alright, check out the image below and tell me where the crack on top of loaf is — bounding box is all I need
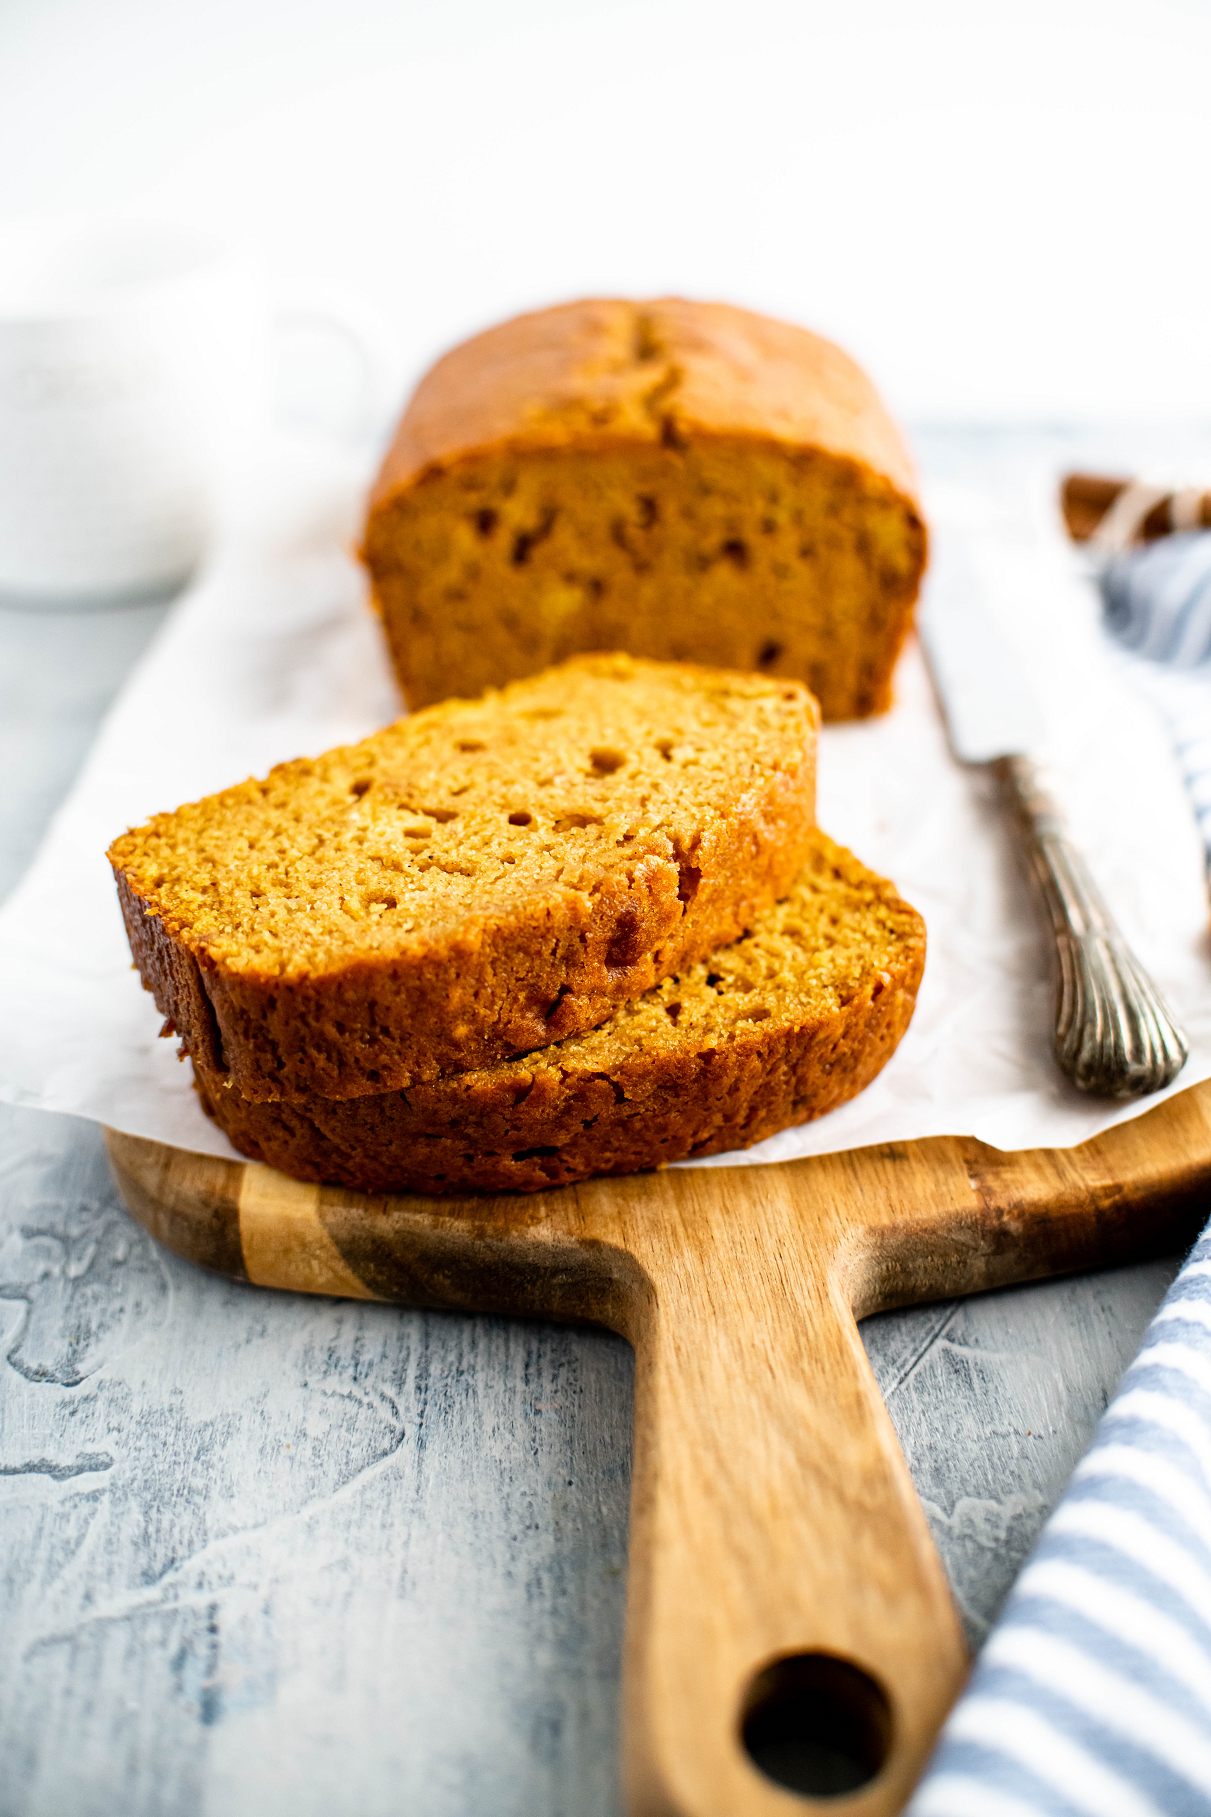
[632,310,663,363]
[625,319,685,443]
[642,363,683,423]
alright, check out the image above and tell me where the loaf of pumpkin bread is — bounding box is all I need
[109,655,818,1104]
[193,831,925,1195]
[362,298,927,721]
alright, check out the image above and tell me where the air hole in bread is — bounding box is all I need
[456,739,486,753]
[350,778,373,797]
[589,747,625,776]
[605,904,645,973]
[508,811,533,827]
[677,860,701,907]
[721,538,749,569]
[757,641,783,668]
[511,508,557,566]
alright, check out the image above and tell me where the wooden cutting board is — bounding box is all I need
[106,1082,1211,1817]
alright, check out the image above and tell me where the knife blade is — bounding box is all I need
[919,529,1188,1099]
[918,535,1044,763]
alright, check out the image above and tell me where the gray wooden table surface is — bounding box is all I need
[1,426,1206,1817]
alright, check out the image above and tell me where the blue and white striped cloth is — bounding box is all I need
[1103,534,1211,873]
[912,531,1211,1817]
[1103,533,1211,670]
[912,1234,1211,1815]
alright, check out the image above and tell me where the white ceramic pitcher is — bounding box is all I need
[0,217,395,607]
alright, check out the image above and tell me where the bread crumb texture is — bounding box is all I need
[194,831,925,1195]
[109,654,818,1102]
[363,298,927,720]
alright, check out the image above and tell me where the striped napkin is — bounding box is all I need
[911,532,1211,1817]
[1103,534,1211,881]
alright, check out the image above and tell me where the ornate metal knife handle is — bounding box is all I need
[996,755,1189,1097]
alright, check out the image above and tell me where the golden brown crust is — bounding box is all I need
[192,832,926,1195]
[370,297,920,507]
[115,868,225,1072]
[109,655,818,1103]
[362,298,926,721]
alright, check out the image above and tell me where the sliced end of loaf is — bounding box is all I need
[109,654,818,1101]
[366,439,924,720]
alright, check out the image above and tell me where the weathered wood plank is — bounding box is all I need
[0,1104,632,1817]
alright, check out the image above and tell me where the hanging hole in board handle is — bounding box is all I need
[741,1652,893,1799]
[272,294,402,445]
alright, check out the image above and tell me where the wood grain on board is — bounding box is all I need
[107,1077,1211,1817]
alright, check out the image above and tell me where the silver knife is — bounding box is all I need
[919,532,1188,1098]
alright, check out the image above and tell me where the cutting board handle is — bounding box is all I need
[619,1176,969,1817]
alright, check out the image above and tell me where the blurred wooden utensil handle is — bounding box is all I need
[1061,472,1211,545]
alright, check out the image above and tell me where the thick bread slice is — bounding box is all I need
[363,297,927,721]
[193,832,925,1194]
[110,654,817,1103]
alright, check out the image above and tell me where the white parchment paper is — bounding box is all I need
[2,434,1209,1166]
